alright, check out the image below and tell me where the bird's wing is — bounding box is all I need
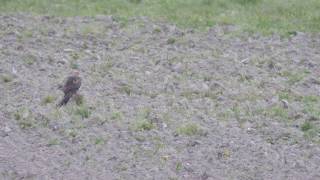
[63,76,81,94]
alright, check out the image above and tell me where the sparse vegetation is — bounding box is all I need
[25,54,37,65]
[1,74,13,83]
[301,121,312,132]
[47,138,60,146]
[303,95,320,120]
[167,38,176,44]
[132,108,154,131]
[119,84,132,95]
[94,137,105,145]
[267,105,290,121]
[74,94,85,106]
[175,162,182,172]
[111,111,123,121]
[281,71,306,85]
[42,95,55,105]
[133,119,154,131]
[98,61,114,76]
[13,108,37,129]
[74,105,91,119]
[176,123,203,136]
[80,23,105,36]
[66,128,77,138]
[70,52,80,60]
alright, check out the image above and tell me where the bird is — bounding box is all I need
[57,71,82,107]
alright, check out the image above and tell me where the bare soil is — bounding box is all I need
[0,14,320,180]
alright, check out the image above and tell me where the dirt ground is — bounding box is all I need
[0,14,320,180]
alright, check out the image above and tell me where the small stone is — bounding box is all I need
[162,123,167,128]
[172,62,183,73]
[57,59,67,65]
[201,83,210,91]
[0,131,8,137]
[281,99,289,109]
[4,126,11,133]
[63,48,74,52]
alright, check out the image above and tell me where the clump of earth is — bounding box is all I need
[0,14,319,179]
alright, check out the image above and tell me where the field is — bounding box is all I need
[0,1,320,180]
[0,0,320,34]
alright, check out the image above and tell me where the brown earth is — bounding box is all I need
[0,14,320,180]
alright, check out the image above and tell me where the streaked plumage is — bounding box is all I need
[57,71,81,107]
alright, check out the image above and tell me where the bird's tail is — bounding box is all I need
[57,92,73,107]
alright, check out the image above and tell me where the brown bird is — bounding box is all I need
[57,71,82,107]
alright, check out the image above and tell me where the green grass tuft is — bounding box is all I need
[176,123,203,136]
[0,0,319,35]
[133,118,154,131]
[74,94,85,106]
[13,108,37,129]
[111,111,123,121]
[301,121,312,132]
[94,137,105,145]
[47,138,60,146]
[167,38,176,44]
[42,95,55,105]
[1,75,13,83]
[74,105,91,119]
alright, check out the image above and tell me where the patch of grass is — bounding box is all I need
[80,23,105,36]
[133,118,154,131]
[65,128,77,138]
[47,138,60,146]
[267,105,289,121]
[277,89,302,102]
[224,148,231,158]
[111,111,123,121]
[301,121,319,142]
[70,52,80,60]
[153,137,165,154]
[280,71,306,85]
[301,121,312,132]
[97,61,114,76]
[13,108,36,129]
[153,27,161,33]
[25,54,37,65]
[74,105,91,119]
[217,109,234,121]
[74,94,84,106]
[119,84,132,95]
[128,0,142,4]
[1,0,319,35]
[94,137,105,145]
[22,29,33,38]
[303,95,319,104]
[167,38,176,44]
[278,91,291,101]
[175,162,182,172]
[176,123,203,136]
[132,108,154,131]
[302,95,320,120]
[1,74,13,83]
[303,129,319,142]
[42,95,55,105]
